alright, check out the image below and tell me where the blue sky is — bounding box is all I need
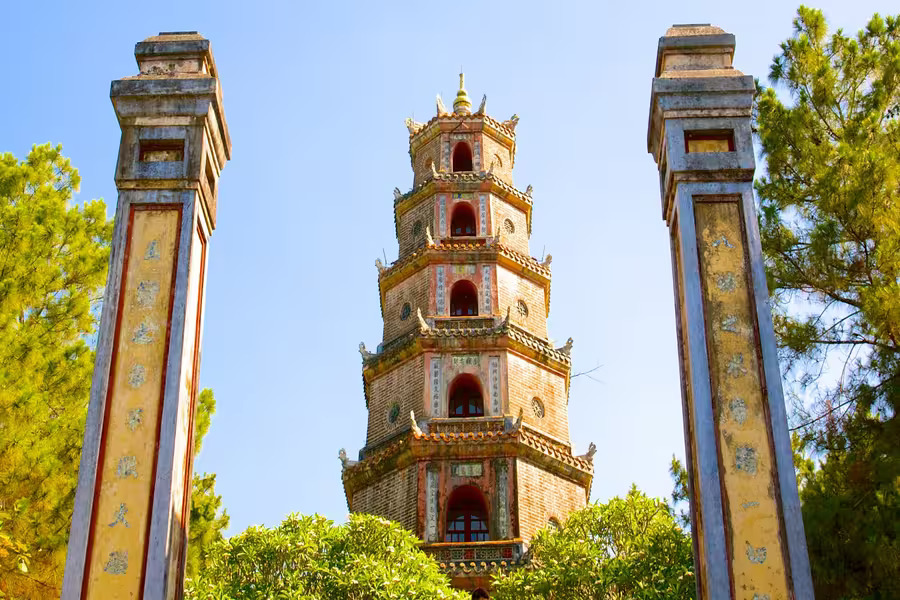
[1,0,893,536]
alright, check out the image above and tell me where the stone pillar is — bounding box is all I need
[647,25,813,600]
[62,32,231,600]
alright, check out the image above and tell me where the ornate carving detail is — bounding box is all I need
[393,187,402,201]
[410,410,423,436]
[375,258,387,274]
[405,117,424,135]
[436,94,448,116]
[425,225,434,246]
[359,342,375,360]
[557,337,574,356]
[578,442,597,462]
[338,448,358,470]
[525,184,533,197]
[540,254,553,269]
[476,94,487,115]
[502,114,519,131]
[418,308,431,332]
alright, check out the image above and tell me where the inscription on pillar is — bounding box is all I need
[489,357,500,415]
[430,357,443,417]
[694,197,789,598]
[425,466,439,542]
[85,208,180,598]
[479,194,487,235]
[482,265,492,314]
[439,195,447,237]
[436,266,445,315]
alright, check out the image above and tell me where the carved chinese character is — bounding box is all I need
[126,408,143,432]
[729,396,747,425]
[103,550,128,575]
[144,240,160,260]
[131,320,158,345]
[108,503,130,528]
[726,353,748,378]
[746,543,767,564]
[721,315,739,333]
[711,234,734,249]
[715,273,737,292]
[116,456,138,479]
[127,364,146,388]
[735,445,758,474]
[135,280,160,308]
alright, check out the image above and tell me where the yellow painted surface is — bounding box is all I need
[695,200,790,599]
[86,208,180,599]
[687,137,731,153]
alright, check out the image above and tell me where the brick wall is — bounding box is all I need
[482,135,514,185]
[366,355,425,447]
[490,197,529,255]
[515,459,586,542]
[382,268,430,342]
[411,136,441,188]
[497,265,547,338]
[397,196,435,258]
[350,464,419,532]
[506,352,569,441]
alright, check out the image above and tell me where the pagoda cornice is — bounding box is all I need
[394,172,533,236]
[363,320,571,381]
[377,239,552,317]
[361,321,572,409]
[407,113,517,153]
[341,424,594,500]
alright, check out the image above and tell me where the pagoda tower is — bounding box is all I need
[341,75,593,590]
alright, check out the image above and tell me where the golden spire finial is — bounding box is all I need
[453,72,471,115]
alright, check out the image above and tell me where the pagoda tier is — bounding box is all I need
[343,76,592,592]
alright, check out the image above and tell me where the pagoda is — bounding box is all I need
[341,75,594,591]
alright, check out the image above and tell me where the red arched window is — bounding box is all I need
[452,142,473,172]
[448,374,484,417]
[450,280,478,317]
[450,203,476,236]
[446,485,490,542]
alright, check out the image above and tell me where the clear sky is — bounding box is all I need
[1,0,893,536]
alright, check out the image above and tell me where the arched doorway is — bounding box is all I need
[452,142,473,172]
[446,485,490,542]
[449,280,478,316]
[448,374,484,417]
[450,203,476,236]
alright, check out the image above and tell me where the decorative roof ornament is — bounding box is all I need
[393,187,402,201]
[359,342,375,360]
[525,184,533,198]
[425,225,434,246]
[475,94,487,115]
[453,73,472,115]
[577,442,597,462]
[410,410,423,436]
[417,308,431,332]
[436,94,448,116]
[338,448,358,470]
[503,114,519,132]
[540,254,553,269]
[557,337,573,355]
[375,259,387,274]
[405,117,424,135]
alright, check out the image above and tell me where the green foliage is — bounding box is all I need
[187,389,229,579]
[491,486,694,600]
[184,513,466,600]
[755,8,900,598]
[0,144,112,597]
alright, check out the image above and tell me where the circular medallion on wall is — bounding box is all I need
[388,402,401,425]
[503,218,515,234]
[412,220,423,238]
[400,302,411,321]
[516,299,529,318]
[532,397,545,418]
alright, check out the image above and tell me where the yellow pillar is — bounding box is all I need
[62,32,231,600]
[647,25,814,599]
